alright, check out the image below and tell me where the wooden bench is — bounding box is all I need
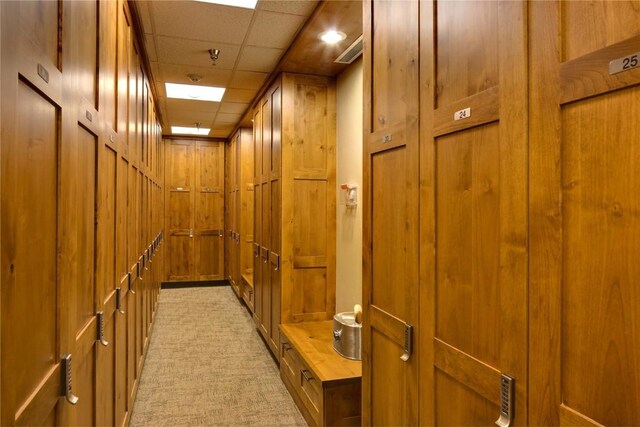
[280,321,362,426]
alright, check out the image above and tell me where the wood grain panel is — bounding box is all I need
[434,371,496,426]
[76,127,97,335]
[293,180,327,257]
[562,1,640,61]
[435,0,498,108]
[100,0,118,130]
[530,2,640,424]
[370,0,416,134]
[1,80,59,426]
[75,0,98,106]
[370,331,408,425]
[18,0,59,67]
[561,86,640,424]
[292,268,328,320]
[560,35,640,104]
[436,123,500,367]
[371,147,414,318]
[98,145,118,304]
[292,80,329,171]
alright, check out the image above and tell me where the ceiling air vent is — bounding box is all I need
[334,35,363,64]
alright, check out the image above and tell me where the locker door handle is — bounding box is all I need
[189,229,193,238]
[254,243,260,258]
[97,311,108,346]
[261,247,269,263]
[116,288,125,315]
[400,323,413,362]
[495,374,515,427]
[61,354,79,405]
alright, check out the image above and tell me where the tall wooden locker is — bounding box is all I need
[164,139,225,283]
[362,1,420,425]
[253,73,336,360]
[529,1,640,425]
[225,128,254,304]
[1,1,165,426]
[420,0,528,424]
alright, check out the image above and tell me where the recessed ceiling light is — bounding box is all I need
[171,126,211,136]
[320,30,346,44]
[165,83,225,102]
[193,0,258,9]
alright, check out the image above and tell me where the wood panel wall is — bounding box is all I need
[0,1,164,425]
[362,0,640,425]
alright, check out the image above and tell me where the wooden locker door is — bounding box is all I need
[530,2,640,425]
[195,141,225,281]
[362,1,420,425]
[269,86,281,356]
[420,1,528,424]
[253,107,264,327]
[224,140,232,286]
[260,96,272,340]
[234,134,242,291]
[1,3,66,424]
[165,139,195,281]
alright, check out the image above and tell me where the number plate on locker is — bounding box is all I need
[454,107,471,121]
[609,52,639,75]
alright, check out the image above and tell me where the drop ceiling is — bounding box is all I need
[135,0,363,139]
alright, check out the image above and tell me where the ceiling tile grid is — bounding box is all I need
[137,0,364,138]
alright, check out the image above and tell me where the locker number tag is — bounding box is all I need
[609,52,639,75]
[454,107,471,121]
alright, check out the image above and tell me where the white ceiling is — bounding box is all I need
[136,0,319,138]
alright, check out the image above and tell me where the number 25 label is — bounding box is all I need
[609,52,640,75]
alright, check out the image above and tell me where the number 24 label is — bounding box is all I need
[609,52,639,75]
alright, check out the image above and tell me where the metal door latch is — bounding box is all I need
[97,311,108,346]
[116,288,125,315]
[61,354,79,405]
[495,374,515,427]
[400,323,413,362]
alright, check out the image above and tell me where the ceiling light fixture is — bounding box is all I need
[208,48,221,66]
[193,0,258,10]
[171,126,211,136]
[165,82,225,102]
[319,30,346,44]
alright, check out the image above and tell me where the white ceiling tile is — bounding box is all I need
[168,108,218,125]
[151,1,254,45]
[155,36,240,70]
[246,11,306,49]
[145,35,158,61]
[257,0,319,16]
[215,112,243,124]
[166,98,222,114]
[229,71,269,90]
[222,88,257,103]
[159,63,232,87]
[137,1,154,34]
[236,46,283,72]
[219,102,249,114]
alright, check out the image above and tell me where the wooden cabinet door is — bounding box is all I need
[1,1,71,424]
[195,141,224,281]
[269,86,282,356]
[260,96,272,340]
[253,107,264,327]
[165,140,195,281]
[362,1,420,425]
[529,2,640,425]
[420,1,528,424]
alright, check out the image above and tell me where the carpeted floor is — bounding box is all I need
[129,286,307,427]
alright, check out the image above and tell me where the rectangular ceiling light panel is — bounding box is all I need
[165,82,226,102]
[171,126,211,135]
[193,0,258,9]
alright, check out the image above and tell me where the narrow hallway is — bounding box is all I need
[129,286,306,427]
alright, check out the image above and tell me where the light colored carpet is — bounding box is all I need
[129,286,307,427]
